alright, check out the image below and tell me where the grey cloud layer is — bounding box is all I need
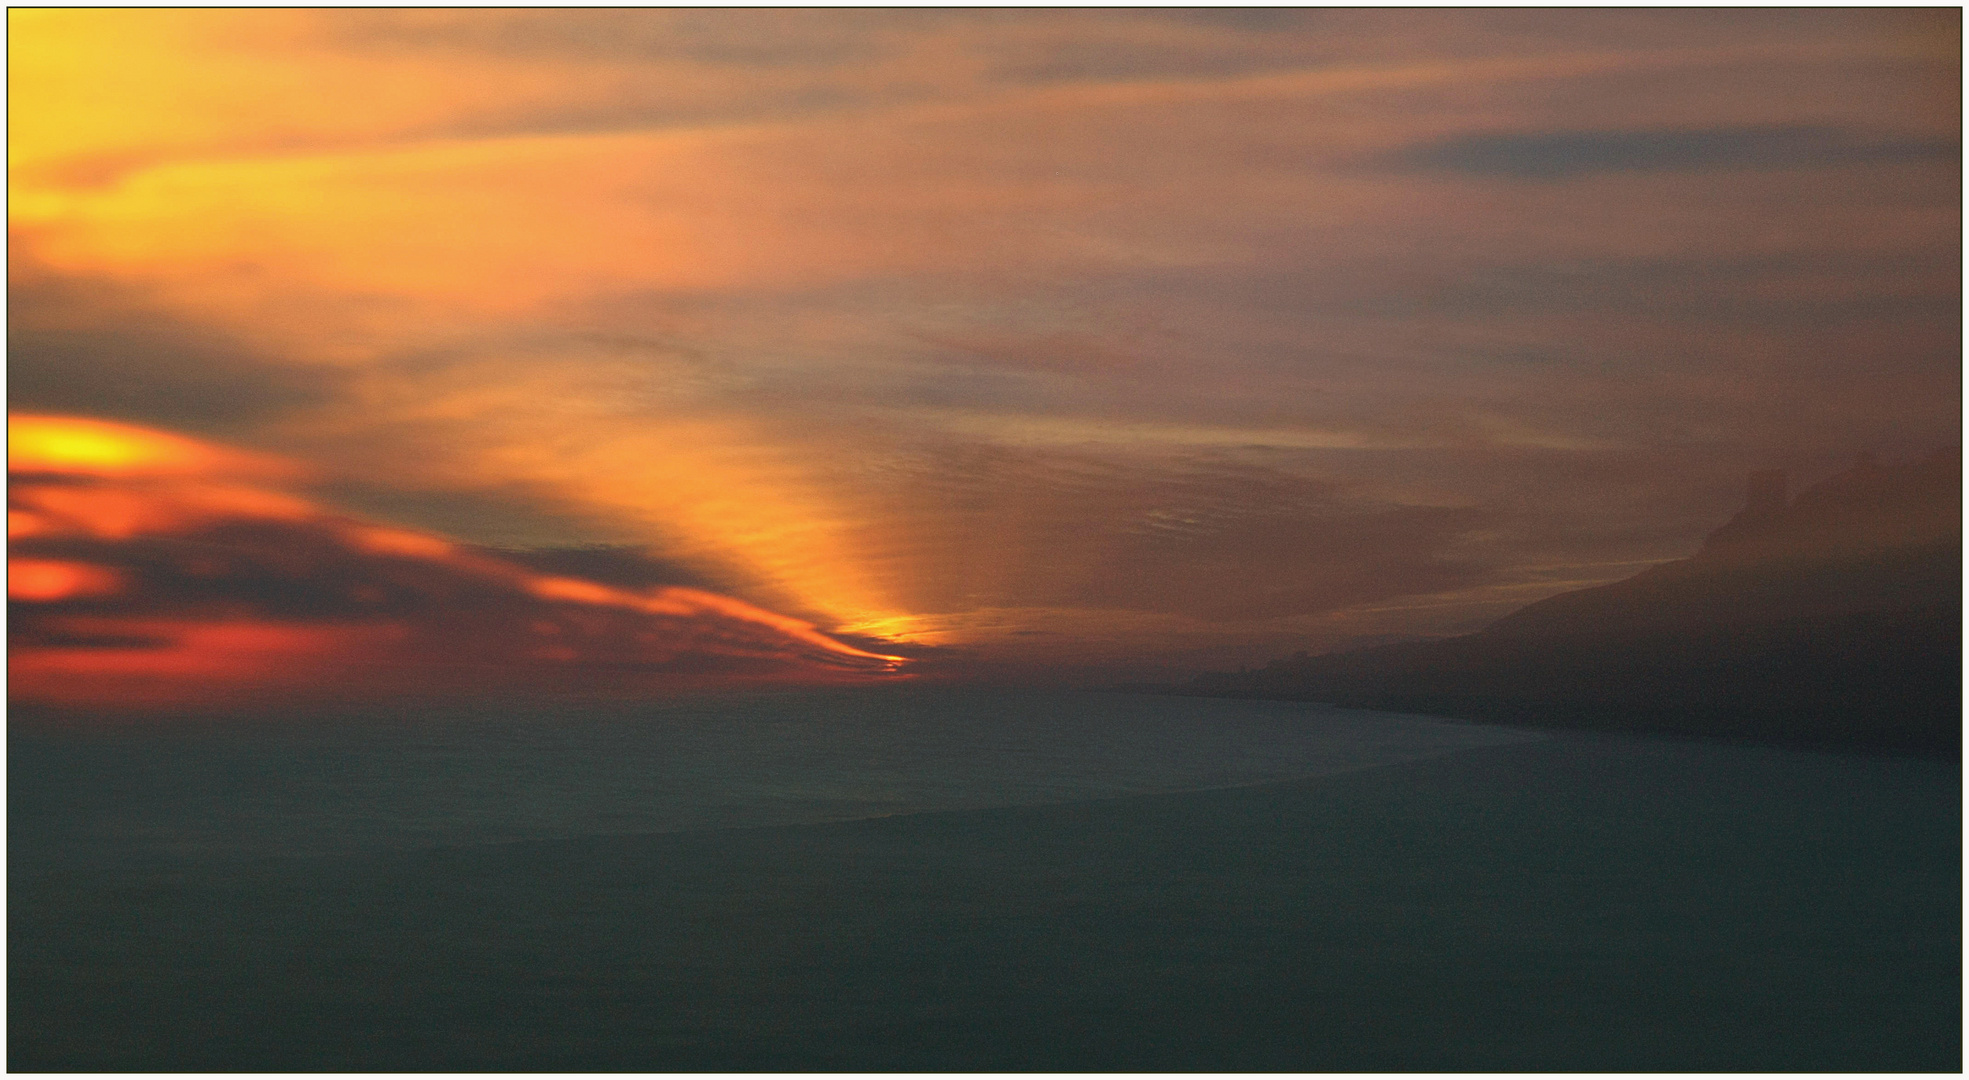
[8,268,344,436]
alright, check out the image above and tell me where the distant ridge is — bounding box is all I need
[1185,450,1962,756]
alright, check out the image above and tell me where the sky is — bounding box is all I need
[8,8,1961,701]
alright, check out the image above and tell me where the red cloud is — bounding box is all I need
[9,414,906,710]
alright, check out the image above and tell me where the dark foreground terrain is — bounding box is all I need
[1190,450,1961,756]
[12,730,1958,1071]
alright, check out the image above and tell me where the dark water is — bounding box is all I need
[9,689,1535,865]
[10,688,1960,1070]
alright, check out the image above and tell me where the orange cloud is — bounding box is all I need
[11,617,403,708]
[8,558,123,602]
[9,413,293,478]
[8,414,907,710]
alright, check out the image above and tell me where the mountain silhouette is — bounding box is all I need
[1189,450,1961,756]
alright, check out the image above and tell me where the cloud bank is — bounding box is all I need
[9,416,904,710]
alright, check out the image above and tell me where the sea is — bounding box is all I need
[10,686,1960,1070]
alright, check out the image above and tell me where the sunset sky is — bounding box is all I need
[9,9,1960,696]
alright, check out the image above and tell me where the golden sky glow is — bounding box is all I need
[9,10,1959,684]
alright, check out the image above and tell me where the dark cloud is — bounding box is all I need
[7,428,907,709]
[8,268,342,435]
[1389,125,1960,180]
[491,545,725,593]
[313,481,635,551]
[7,498,884,678]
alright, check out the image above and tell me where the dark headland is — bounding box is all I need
[1181,450,1961,757]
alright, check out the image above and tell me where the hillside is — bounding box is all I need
[1189,451,1961,756]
